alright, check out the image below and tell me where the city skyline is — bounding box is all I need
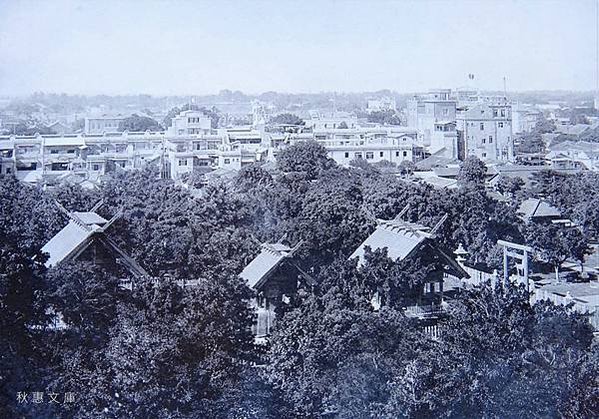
[0,0,596,96]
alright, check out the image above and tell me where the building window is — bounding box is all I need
[366,152,374,159]
[493,109,498,117]
[482,138,486,144]
[489,135,493,143]
[500,109,505,117]
[344,152,349,158]
[395,151,400,157]
[482,152,487,158]
[379,151,384,157]
[224,158,231,164]
[480,123,484,130]
[92,164,100,171]
[178,159,187,166]
[50,149,59,154]
[403,151,408,157]
[354,152,362,159]
[498,122,504,128]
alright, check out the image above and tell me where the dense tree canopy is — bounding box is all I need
[118,114,163,132]
[269,113,304,126]
[366,109,402,125]
[0,142,596,418]
[458,156,487,187]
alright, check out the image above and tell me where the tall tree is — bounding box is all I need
[458,156,487,188]
[269,113,304,126]
[118,114,162,132]
[276,141,336,180]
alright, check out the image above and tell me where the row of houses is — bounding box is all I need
[0,110,430,186]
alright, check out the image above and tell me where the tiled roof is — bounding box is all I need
[240,243,293,289]
[41,218,149,277]
[416,155,460,170]
[41,221,96,267]
[554,124,590,136]
[350,220,432,266]
[413,172,458,189]
[517,198,561,220]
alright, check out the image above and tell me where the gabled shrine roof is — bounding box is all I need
[41,215,149,278]
[240,243,293,290]
[350,219,432,266]
[41,221,97,267]
[517,198,561,221]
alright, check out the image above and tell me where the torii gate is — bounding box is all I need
[497,240,533,290]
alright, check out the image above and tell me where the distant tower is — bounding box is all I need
[251,100,266,127]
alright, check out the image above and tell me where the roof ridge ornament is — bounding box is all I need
[430,213,448,236]
[393,204,410,221]
[100,209,122,233]
[53,199,91,232]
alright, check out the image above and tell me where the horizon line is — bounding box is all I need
[1,88,597,99]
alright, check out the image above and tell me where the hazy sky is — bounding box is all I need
[0,0,596,95]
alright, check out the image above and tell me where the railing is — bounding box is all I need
[404,304,445,318]
[423,324,440,340]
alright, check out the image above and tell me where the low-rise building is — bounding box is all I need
[546,141,599,171]
[367,96,397,112]
[84,116,125,134]
[306,111,359,130]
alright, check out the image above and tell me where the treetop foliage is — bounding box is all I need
[0,140,596,417]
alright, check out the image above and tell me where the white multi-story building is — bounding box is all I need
[167,110,212,136]
[456,98,513,162]
[512,103,541,134]
[288,126,422,167]
[407,89,458,159]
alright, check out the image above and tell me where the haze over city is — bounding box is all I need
[0,0,596,96]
